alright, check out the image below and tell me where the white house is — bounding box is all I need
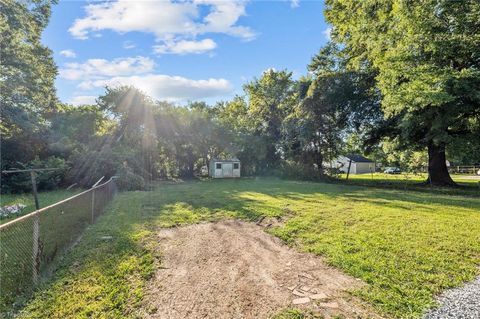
[333,155,375,174]
[209,158,241,178]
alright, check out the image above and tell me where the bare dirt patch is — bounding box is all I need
[141,220,381,319]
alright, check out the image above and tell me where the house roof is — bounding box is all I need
[345,154,373,163]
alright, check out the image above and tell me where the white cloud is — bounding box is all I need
[69,95,97,105]
[60,49,77,58]
[123,41,136,49]
[322,27,332,40]
[290,0,300,8]
[69,0,255,41]
[195,0,255,40]
[59,56,155,81]
[154,39,217,55]
[78,74,232,101]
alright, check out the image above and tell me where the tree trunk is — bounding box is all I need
[314,149,323,175]
[427,143,455,186]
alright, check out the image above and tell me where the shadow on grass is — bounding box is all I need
[334,177,480,198]
[147,178,480,212]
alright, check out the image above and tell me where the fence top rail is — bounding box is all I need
[92,176,105,188]
[92,176,117,190]
[1,168,59,174]
[0,177,116,230]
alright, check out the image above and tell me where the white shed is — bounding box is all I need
[333,155,374,174]
[209,158,241,178]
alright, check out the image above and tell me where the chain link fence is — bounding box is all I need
[0,177,117,312]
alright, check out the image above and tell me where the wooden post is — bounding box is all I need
[346,159,353,181]
[30,171,40,210]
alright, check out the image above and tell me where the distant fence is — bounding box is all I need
[0,177,117,312]
[448,165,479,175]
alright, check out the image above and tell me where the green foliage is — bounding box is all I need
[1,156,68,193]
[381,139,428,172]
[66,143,111,185]
[243,69,298,173]
[0,0,58,187]
[30,156,68,190]
[325,0,480,185]
[4,0,476,192]
[282,44,382,175]
[280,161,325,181]
[271,308,322,319]
[447,130,480,165]
[115,164,146,191]
[47,104,108,158]
[216,96,267,175]
[0,0,57,138]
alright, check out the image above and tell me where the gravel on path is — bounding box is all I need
[424,277,480,319]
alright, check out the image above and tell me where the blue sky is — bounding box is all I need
[42,0,330,105]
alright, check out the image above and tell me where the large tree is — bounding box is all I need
[325,0,480,185]
[284,43,382,173]
[0,0,58,168]
[243,69,297,173]
[216,96,268,175]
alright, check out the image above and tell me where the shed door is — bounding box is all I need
[223,163,233,177]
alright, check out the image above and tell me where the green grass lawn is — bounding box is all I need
[0,189,83,224]
[338,173,479,194]
[341,172,478,184]
[14,179,480,319]
[0,187,95,315]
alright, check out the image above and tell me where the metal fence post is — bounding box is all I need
[30,171,40,210]
[91,176,105,224]
[30,171,41,285]
[91,189,95,224]
[32,212,39,286]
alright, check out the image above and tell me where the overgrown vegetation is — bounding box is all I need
[16,179,480,318]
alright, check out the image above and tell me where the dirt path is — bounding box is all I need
[141,220,381,319]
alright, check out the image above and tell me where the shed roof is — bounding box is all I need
[345,154,373,163]
[210,158,240,163]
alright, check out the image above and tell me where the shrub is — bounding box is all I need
[1,157,69,193]
[280,161,326,181]
[30,157,69,190]
[115,164,146,191]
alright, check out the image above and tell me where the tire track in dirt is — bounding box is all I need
[141,220,382,319]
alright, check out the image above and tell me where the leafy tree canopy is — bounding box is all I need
[325,0,480,185]
[0,0,57,138]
